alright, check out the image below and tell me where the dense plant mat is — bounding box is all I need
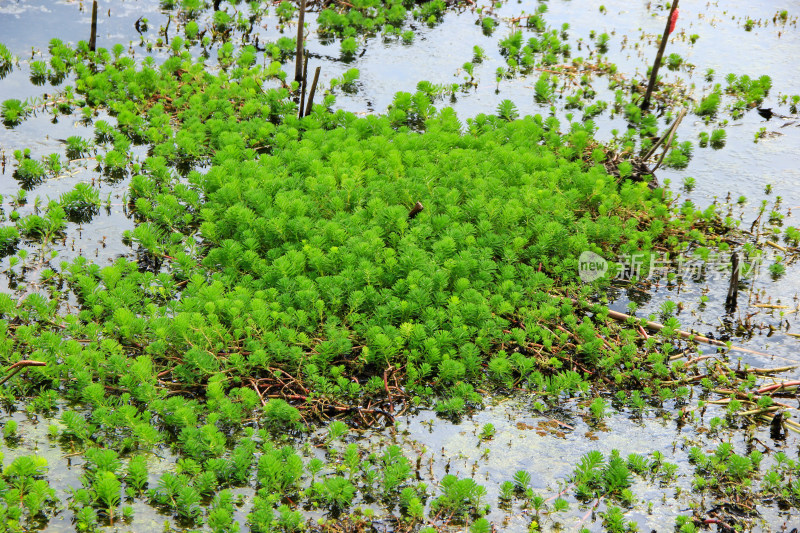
[0,43,724,531]
[3,1,800,531]
[1,35,713,413]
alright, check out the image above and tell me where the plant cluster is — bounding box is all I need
[725,73,772,118]
[572,449,673,504]
[690,443,763,495]
[0,42,14,77]
[316,0,449,46]
[2,1,798,532]
[0,455,59,527]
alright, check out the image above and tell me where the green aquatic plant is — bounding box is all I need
[2,99,27,125]
[573,450,642,504]
[666,52,683,70]
[478,423,496,440]
[526,13,545,32]
[85,448,122,476]
[125,456,149,495]
[0,9,772,529]
[316,0,445,46]
[462,61,475,82]
[327,420,349,441]
[689,443,764,501]
[65,136,91,159]
[91,471,121,524]
[534,73,554,102]
[13,159,47,189]
[790,94,800,114]
[589,397,609,421]
[512,470,531,493]
[784,226,800,247]
[184,20,200,40]
[430,475,487,519]
[213,10,232,32]
[415,0,446,22]
[481,17,497,35]
[470,518,491,533]
[710,128,726,149]
[311,476,356,512]
[0,226,20,257]
[43,153,62,176]
[59,183,101,222]
[93,120,115,144]
[3,419,17,440]
[0,42,13,76]
[499,31,524,58]
[725,73,772,116]
[695,90,720,116]
[330,67,360,93]
[596,32,610,53]
[16,205,66,241]
[496,99,519,121]
[1,455,59,522]
[663,141,692,169]
[275,0,296,22]
[29,60,50,84]
[498,481,515,502]
[147,472,202,521]
[602,505,635,532]
[341,37,358,57]
[769,261,786,278]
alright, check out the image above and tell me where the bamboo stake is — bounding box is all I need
[641,0,679,111]
[298,53,308,118]
[642,107,686,161]
[304,66,321,117]
[725,251,739,313]
[294,0,306,84]
[651,108,686,172]
[89,0,99,52]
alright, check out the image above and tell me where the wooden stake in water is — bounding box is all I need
[89,0,98,52]
[725,252,739,313]
[305,66,321,117]
[640,0,679,111]
[298,53,308,118]
[294,0,306,84]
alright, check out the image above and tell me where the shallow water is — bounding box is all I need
[2,0,800,531]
